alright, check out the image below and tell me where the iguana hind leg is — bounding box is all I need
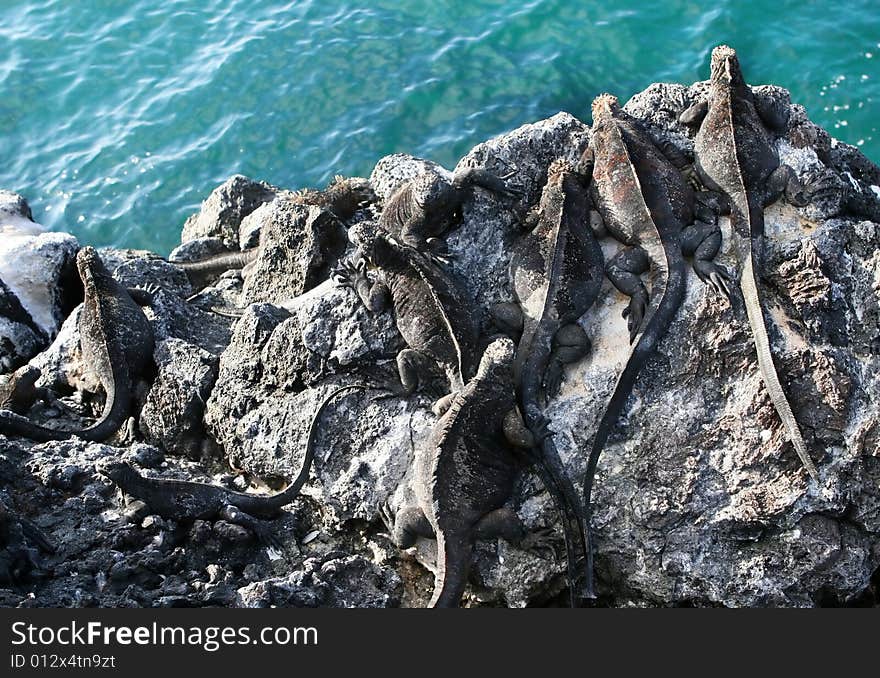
[765,164,808,207]
[681,220,733,297]
[544,323,590,401]
[605,246,650,342]
[219,504,282,549]
[490,302,524,339]
[397,348,427,395]
[384,504,434,548]
[472,507,524,543]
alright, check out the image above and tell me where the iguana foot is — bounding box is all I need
[378,500,396,535]
[693,259,734,298]
[527,413,555,445]
[252,522,283,550]
[621,294,647,342]
[431,392,457,417]
[519,526,558,561]
[331,257,366,288]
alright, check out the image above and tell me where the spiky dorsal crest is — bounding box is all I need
[591,93,620,122]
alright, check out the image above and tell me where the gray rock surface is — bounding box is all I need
[0,193,79,370]
[1,80,879,608]
[241,202,347,305]
[180,175,278,248]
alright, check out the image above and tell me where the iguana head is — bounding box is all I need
[710,45,745,88]
[591,93,621,123]
[75,246,113,287]
[95,458,139,488]
[476,336,516,380]
[325,176,376,218]
[547,158,575,184]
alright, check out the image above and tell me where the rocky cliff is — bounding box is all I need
[1,80,878,607]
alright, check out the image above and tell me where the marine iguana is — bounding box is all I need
[335,222,478,404]
[492,157,605,603]
[582,93,734,597]
[678,45,820,480]
[381,338,554,608]
[175,176,375,290]
[97,383,372,545]
[379,162,520,254]
[0,246,155,443]
[0,365,45,414]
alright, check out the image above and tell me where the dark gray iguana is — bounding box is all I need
[0,246,155,443]
[492,157,605,603]
[582,93,733,597]
[175,176,375,290]
[335,222,478,405]
[678,45,820,480]
[0,365,46,414]
[97,383,371,545]
[378,161,520,254]
[381,338,554,607]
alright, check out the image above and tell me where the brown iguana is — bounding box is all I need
[378,162,520,255]
[582,93,733,597]
[679,45,820,479]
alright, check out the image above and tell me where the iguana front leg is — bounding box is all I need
[681,219,733,298]
[543,324,591,402]
[127,284,160,307]
[679,98,709,126]
[219,503,282,549]
[470,507,556,560]
[381,502,434,548]
[605,246,651,342]
[333,258,390,312]
[454,167,522,200]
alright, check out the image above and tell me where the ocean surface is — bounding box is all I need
[1,0,877,255]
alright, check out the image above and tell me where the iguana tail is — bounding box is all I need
[738,242,819,480]
[0,373,132,443]
[174,248,258,284]
[519,324,589,606]
[429,531,472,608]
[583,246,687,598]
[236,383,376,515]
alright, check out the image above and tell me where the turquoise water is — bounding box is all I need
[1,1,877,255]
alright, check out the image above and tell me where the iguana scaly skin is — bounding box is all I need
[493,158,604,603]
[583,94,732,596]
[0,247,154,443]
[336,223,478,403]
[383,338,553,608]
[380,163,519,253]
[97,384,370,545]
[176,176,374,289]
[0,365,44,414]
[679,46,819,480]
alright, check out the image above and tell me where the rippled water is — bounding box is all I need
[1,0,877,254]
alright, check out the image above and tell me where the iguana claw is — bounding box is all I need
[520,527,558,561]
